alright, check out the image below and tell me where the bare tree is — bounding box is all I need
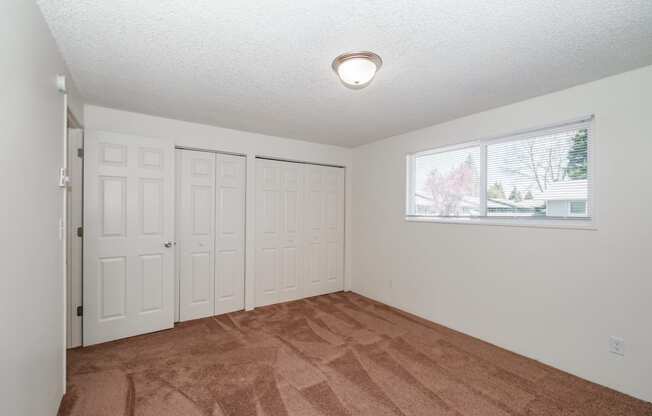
[500,136,571,193]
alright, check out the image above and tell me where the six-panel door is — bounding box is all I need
[83,131,175,346]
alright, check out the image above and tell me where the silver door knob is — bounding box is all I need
[163,241,175,248]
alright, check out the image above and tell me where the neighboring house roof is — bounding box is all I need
[537,179,588,201]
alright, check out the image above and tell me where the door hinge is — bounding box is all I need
[77,148,84,158]
[76,226,83,237]
[76,306,83,316]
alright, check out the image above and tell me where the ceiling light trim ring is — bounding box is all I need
[331,51,383,73]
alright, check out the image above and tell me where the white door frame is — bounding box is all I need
[66,126,83,348]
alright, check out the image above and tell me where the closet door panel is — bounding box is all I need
[255,160,282,306]
[322,166,345,294]
[279,164,302,301]
[178,150,215,321]
[214,154,245,315]
[255,159,303,306]
[255,159,343,307]
[303,165,344,298]
[303,165,326,297]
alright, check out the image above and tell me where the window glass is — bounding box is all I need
[413,146,480,216]
[406,118,592,224]
[486,128,589,218]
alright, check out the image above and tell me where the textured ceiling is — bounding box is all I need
[38,1,652,147]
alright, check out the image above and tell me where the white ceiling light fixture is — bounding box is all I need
[332,51,382,89]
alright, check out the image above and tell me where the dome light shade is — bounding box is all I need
[332,51,382,89]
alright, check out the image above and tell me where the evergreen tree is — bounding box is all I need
[509,186,522,202]
[524,190,533,200]
[567,129,588,179]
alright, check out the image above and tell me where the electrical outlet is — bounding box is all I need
[609,336,625,356]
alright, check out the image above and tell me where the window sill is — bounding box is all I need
[404,215,597,230]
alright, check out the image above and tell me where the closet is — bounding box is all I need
[255,158,345,307]
[176,149,245,321]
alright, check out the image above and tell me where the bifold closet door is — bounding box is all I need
[255,159,344,307]
[177,150,245,321]
[303,165,345,298]
[255,159,303,307]
[84,131,175,346]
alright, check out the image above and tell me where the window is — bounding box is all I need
[406,116,593,227]
[411,145,480,216]
[569,200,587,216]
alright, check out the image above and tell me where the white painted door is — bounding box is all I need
[304,165,345,297]
[177,150,246,320]
[83,131,175,346]
[214,154,246,315]
[255,159,303,306]
[177,150,215,321]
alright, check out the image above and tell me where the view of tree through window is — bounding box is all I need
[407,120,591,220]
[413,146,480,216]
[486,127,588,217]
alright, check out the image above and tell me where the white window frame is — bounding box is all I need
[405,115,596,230]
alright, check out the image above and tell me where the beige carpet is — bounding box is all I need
[60,292,652,416]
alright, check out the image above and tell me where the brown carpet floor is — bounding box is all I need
[60,292,652,416]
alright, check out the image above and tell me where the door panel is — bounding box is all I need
[256,160,282,306]
[140,179,163,235]
[84,131,174,346]
[255,160,344,306]
[178,150,215,321]
[303,165,345,298]
[303,165,325,297]
[100,176,127,236]
[255,159,303,306]
[177,150,245,319]
[280,165,302,298]
[322,166,345,294]
[214,154,245,315]
[283,246,298,289]
[141,254,164,312]
[191,252,211,303]
[99,256,126,320]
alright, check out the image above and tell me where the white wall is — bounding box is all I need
[83,105,354,313]
[352,65,652,401]
[0,2,83,415]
